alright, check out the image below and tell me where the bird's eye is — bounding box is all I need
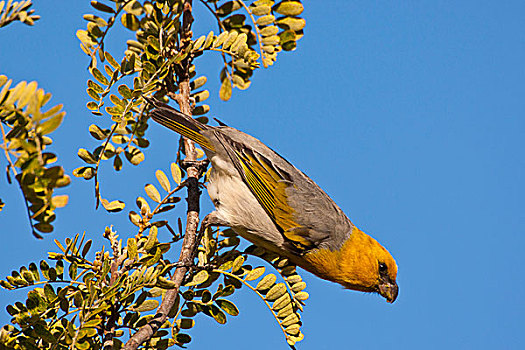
[378,262,387,273]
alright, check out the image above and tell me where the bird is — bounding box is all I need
[147,98,398,303]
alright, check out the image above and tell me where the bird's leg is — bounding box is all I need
[192,212,229,258]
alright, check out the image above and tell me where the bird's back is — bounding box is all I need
[204,126,354,253]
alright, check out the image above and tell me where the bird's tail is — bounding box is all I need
[146,97,216,151]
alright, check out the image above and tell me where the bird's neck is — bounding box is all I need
[302,227,377,291]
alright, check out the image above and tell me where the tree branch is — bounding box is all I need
[123,1,199,348]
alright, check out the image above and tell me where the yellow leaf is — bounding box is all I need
[155,169,170,192]
[145,184,161,203]
[170,163,181,185]
[51,195,69,208]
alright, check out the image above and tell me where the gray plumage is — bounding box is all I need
[149,100,354,261]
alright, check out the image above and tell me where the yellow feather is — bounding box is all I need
[302,226,398,292]
[236,151,304,238]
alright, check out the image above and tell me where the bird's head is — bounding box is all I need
[338,227,398,302]
[303,226,398,303]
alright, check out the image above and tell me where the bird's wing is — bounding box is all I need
[215,132,328,250]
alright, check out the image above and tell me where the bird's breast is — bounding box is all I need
[206,157,288,254]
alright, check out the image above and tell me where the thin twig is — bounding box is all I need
[94,123,118,209]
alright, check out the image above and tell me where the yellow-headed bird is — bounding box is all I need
[148,99,398,303]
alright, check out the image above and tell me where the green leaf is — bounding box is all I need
[192,90,209,103]
[190,76,207,90]
[69,262,78,280]
[260,25,279,37]
[262,35,280,45]
[193,35,206,51]
[156,169,170,192]
[118,84,132,99]
[156,276,177,289]
[281,313,300,327]
[82,239,92,257]
[145,247,162,267]
[209,304,227,324]
[170,163,181,185]
[21,269,34,284]
[273,1,304,16]
[174,333,191,345]
[113,154,123,171]
[51,195,68,208]
[127,238,138,259]
[222,31,239,50]
[0,280,13,290]
[34,323,56,343]
[294,291,309,301]
[185,270,209,287]
[230,33,248,52]
[90,1,115,13]
[216,299,239,316]
[177,318,195,329]
[73,166,95,180]
[133,299,159,312]
[245,266,265,281]
[84,14,108,26]
[284,323,300,335]
[256,273,276,291]
[276,16,306,31]
[251,4,271,16]
[213,31,229,48]
[204,31,215,49]
[35,223,53,233]
[90,67,109,85]
[78,148,97,164]
[125,146,144,165]
[144,226,158,251]
[282,40,297,51]
[145,184,161,203]
[38,112,65,135]
[121,13,139,31]
[219,78,232,101]
[231,255,244,273]
[43,283,57,301]
[100,198,125,212]
[105,51,120,69]
[272,293,291,310]
[40,260,50,280]
[265,282,286,301]
[87,88,101,101]
[83,318,102,328]
[88,79,104,93]
[28,263,40,282]
[277,303,294,318]
[256,14,275,26]
[89,124,108,140]
[217,1,242,17]
[291,281,306,292]
[193,104,210,116]
[123,0,143,16]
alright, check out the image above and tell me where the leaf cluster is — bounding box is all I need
[0,0,39,28]
[74,1,305,213]
[1,160,308,348]
[0,76,70,237]
[1,0,310,347]
[212,0,305,100]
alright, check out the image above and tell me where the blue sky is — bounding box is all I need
[1,1,524,349]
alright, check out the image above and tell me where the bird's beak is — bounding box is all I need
[379,281,398,303]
